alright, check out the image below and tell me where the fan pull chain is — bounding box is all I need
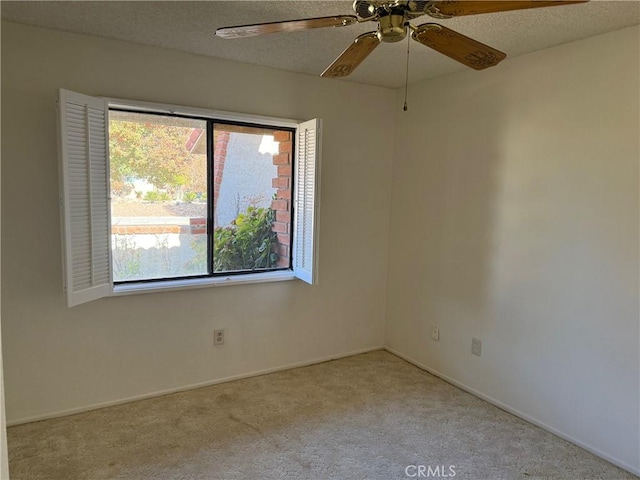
[403,28,410,112]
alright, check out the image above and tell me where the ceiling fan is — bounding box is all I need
[215,1,587,78]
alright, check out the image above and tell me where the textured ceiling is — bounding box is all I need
[2,1,639,88]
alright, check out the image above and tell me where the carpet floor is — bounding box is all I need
[7,351,637,480]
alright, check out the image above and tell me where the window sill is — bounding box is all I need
[112,270,296,296]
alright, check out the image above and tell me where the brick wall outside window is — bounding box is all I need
[212,130,230,214]
[271,131,292,268]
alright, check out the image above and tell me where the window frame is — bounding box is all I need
[58,91,321,306]
[109,108,296,285]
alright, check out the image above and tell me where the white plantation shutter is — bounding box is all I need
[58,89,112,307]
[293,118,322,285]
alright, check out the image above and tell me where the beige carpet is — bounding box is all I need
[7,351,636,480]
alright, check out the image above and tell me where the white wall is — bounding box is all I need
[386,25,639,473]
[0,313,7,480]
[0,55,9,475]
[0,21,395,423]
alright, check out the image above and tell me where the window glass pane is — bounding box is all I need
[109,111,208,282]
[213,124,292,273]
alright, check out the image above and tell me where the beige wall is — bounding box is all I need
[0,21,394,423]
[0,320,6,480]
[0,67,8,478]
[386,25,639,473]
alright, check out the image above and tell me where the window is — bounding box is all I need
[57,89,321,307]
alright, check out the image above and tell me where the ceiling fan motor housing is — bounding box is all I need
[378,11,407,42]
[353,0,431,18]
[353,1,434,43]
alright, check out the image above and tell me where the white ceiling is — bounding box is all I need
[2,1,639,88]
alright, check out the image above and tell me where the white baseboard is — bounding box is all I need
[384,346,640,477]
[7,345,384,427]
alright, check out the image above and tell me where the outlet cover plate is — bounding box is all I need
[431,326,439,341]
[472,337,482,356]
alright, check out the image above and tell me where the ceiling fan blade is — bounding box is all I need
[321,32,381,78]
[412,24,506,70]
[215,15,358,39]
[427,1,588,18]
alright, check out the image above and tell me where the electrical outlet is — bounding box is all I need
[431,326,439,341]
[214,329,225,346]
[472,337,482,357]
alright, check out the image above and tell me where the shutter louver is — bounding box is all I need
[58,89,112,306]
[293,119,322,285]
